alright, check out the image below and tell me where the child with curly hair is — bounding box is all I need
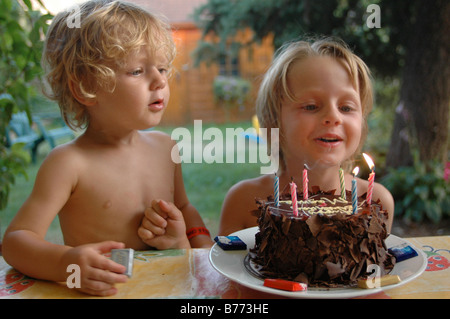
[3,0,212,296]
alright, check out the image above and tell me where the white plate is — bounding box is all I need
[209,227,427,299]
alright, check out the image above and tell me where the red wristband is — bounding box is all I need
[186,227,210,240]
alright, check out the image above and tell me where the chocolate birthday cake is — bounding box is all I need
[249,187,395,287]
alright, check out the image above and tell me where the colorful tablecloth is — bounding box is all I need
[1,236,448,299]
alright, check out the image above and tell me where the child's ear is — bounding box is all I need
[68,80,97,107]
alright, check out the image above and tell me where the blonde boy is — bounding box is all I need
[219,38,394,236]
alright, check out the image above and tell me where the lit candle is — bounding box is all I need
[362,153,375,206]
[352,167,359,215]
[274,173,279,207]
[339,167,346,200]
[290,177,298,217]
[303,164,308,200]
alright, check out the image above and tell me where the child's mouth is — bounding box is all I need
[314,134,343,147]
[148,99,164,111]
[317,137,341,143]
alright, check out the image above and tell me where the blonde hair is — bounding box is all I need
[256,37,373,172]
[42,0,176,130]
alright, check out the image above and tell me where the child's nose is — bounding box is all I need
[149,70,167,91]
[322,106,342,126]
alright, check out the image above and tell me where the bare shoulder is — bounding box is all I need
[373,182,394,210]
[226,174,273,200]
[373,182,394,233]
[355,176,394,211]
[141,130,177,157]
[146,129,171,139]
[142,130,174,145]
[30,141,90,199]
[39,141,84,175]
[219,175,273,235]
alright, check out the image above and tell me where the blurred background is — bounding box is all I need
[1,0,448,244]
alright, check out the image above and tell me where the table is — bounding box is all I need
[1,236,448,299]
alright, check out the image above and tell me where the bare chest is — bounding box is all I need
[58,148,176,247]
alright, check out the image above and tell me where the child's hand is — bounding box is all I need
[61,241,128,296]
[138,199,190,250]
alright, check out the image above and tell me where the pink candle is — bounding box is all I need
[303,165,308,200]
[363,153,375,206]
[290,178,298,217]
[367,170,375,205]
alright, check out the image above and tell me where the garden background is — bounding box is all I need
[1,0,448,245]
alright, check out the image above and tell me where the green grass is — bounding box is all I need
[1,121,264,243]
[183,161,260,236]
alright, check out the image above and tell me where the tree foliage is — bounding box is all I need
[0,0,52,209]
[193,0,419,78]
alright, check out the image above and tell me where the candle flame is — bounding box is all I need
[352,166,359,177]
[362,153,375,170]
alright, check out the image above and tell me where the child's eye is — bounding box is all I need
[302,104,318,111]
[158,67,169,75]
[340,105,353,112]
[340,102,360,113]
[129,68,143,76]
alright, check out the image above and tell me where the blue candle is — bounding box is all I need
[274,173,279,207]
[352,167,359,215]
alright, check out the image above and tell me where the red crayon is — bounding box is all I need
[264,279,307,292]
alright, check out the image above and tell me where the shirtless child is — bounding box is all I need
[219,39,394,236]
[2,0,212,296]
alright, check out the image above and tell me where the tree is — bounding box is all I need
[193,0,449,170]
[0,0,52,209]
[386,0,449,169]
